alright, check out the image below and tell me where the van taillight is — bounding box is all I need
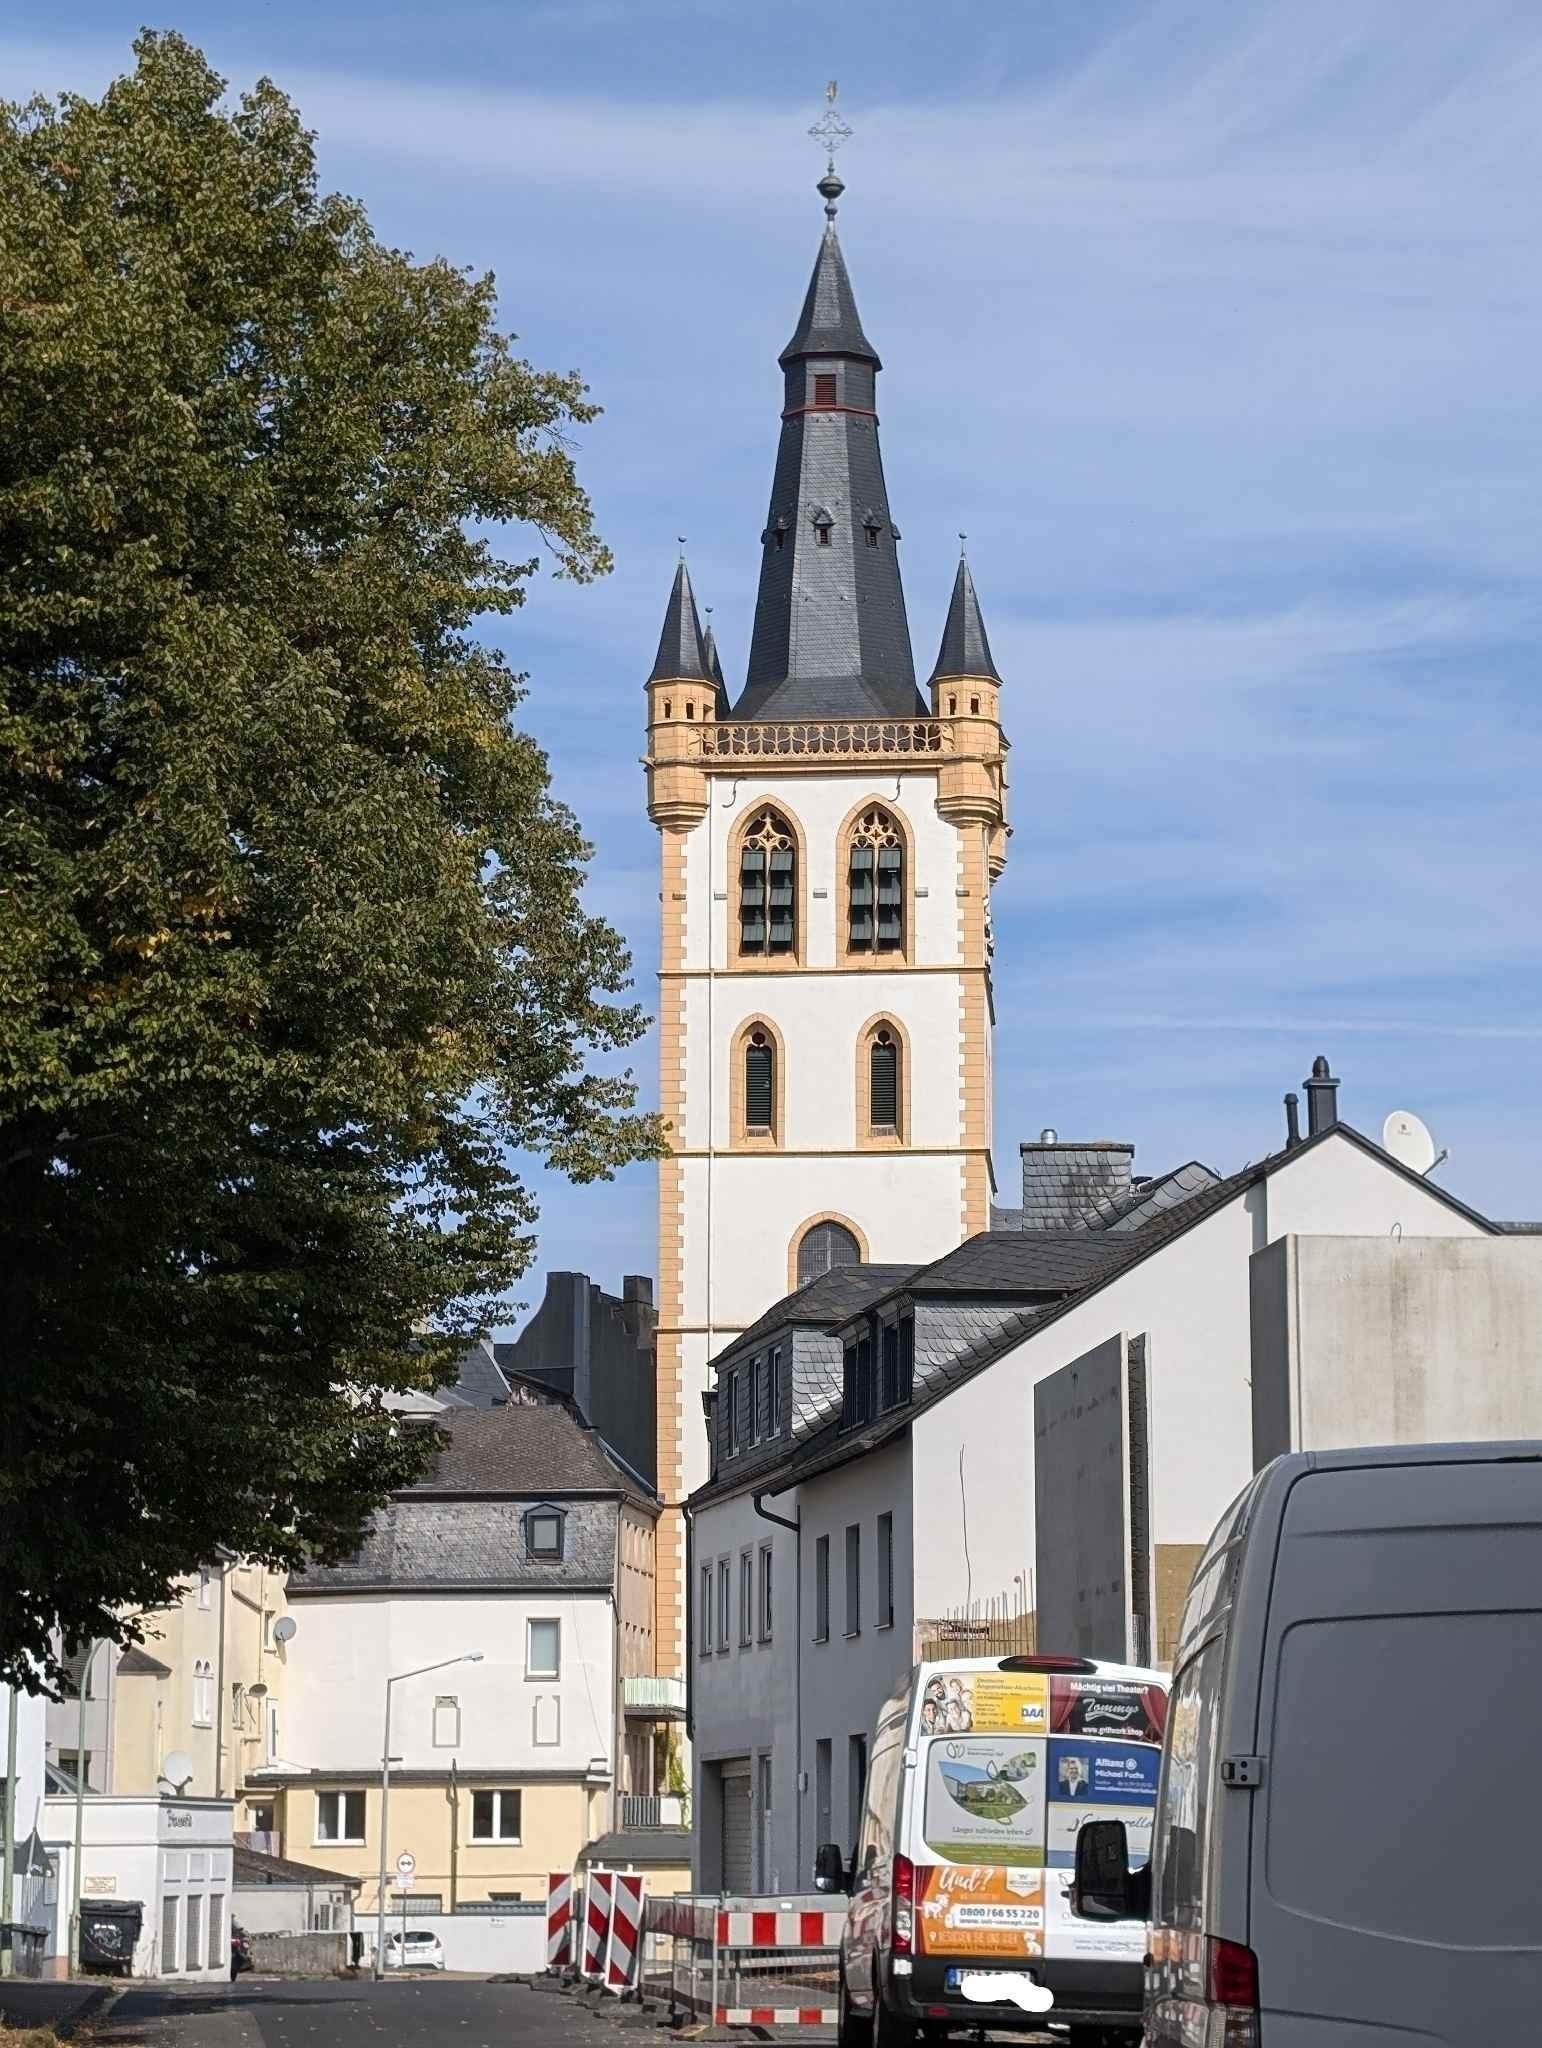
[1207,1936,1258,2008]
[891,1853,915,1956]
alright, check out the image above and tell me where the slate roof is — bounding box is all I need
[648,559,711,684]
[234,1845,360,1891]
[780,226,879,366]
[578,1827,694,1868]
[734,223,923,724]
[289,1494,619,1594]
[438,1338,510,1411]
[118,1647,172,1679]
[716,1263,918,1370]
[929,558,1002,684]
[414,1398,649,1499]
[897,1231,1128,1297]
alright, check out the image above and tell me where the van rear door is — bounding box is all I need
[1247,1456,1542,2045]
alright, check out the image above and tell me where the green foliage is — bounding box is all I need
[0,32,660,1683]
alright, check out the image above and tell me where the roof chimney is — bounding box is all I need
[1018,1135,1134,1230]
[1304,1056,1340,1137]
[1283,1092,1301,1149]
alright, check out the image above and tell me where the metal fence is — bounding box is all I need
[639,1896,840,2027]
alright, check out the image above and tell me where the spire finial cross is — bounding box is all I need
[809,80,853,222]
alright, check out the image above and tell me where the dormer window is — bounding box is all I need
[862,510,882,550]
[811,506,834,548]
[525,1505,565,1561]
[813,373,837,408]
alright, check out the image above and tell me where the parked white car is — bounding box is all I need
[385,1929,445,1971]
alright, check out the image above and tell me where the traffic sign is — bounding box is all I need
[396,1851,416,1883]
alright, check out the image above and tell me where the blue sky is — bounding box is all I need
[10,1,1542,1321]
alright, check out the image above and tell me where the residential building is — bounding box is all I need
[45,1560,290,1816]
[259,1391,672,1914]
[231,1843,359,1935]
[644,162,1009,1680]
[687,1069,1541,1891]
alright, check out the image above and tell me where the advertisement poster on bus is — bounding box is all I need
[918,1866,1046,1959]
[1048,1675,1167,1746]
[1043,1866,1149,1963]
[919,1671,1050,1737]
[1046,1737,1160,1810]
[923,1737,1048,1864]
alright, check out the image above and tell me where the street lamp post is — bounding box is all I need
[372,1654,482,1981]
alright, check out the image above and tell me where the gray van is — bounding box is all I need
[1073,1442,1542,2045]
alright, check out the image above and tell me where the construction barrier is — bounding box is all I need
[581,1869,614,1980]
[639,1895,841,2027]
[604,1872,646,1993]
[546,1871,573,1970]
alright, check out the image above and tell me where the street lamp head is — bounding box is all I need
[463,1652,484,1663]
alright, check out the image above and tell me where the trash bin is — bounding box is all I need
[80,1899,143,1975]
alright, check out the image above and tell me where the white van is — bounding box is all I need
[1073,1442,1542,2044]
[821,1653,1169,2047]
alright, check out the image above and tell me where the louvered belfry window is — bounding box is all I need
[848,807,904,952]
[740,808,796,955]
[744,1029,774,1133]
[869,1027,899,1132]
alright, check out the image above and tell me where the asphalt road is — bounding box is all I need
[100,1976,634,2048]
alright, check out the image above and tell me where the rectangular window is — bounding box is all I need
[700,1564,713,1660]
[758,1543,774,1642]
[815,1739,833,1852]
[265,1704,279,1766]
[848,1733,868,1851]
[814,1535,830,1643]
[526,1510,563,1559]
[813,372,838,407]
[316,1790,365,1844]
[471,1789,522,1841]
[899,1317,914,1401]
[877,1513,894,1629]
[717,1560,731,1652]
[432,1696,460,1748]
[751,1355,764,1440]
[844,1523,861,1637]
[870,1037,898,1128]
[526,1618,561,1680]
[739,1551,753,1647]
[207,1895,224,1970]
[769,1346,783,1435]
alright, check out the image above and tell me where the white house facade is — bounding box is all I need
[688,1102,1530,1893]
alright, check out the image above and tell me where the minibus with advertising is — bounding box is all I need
[819,1653,1168,2047]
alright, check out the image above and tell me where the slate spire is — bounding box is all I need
[929,556,1002,684]
[734,172,921,723]
[701,614,731,718]
[648,556,711,683]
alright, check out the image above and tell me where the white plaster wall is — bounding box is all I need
[281,1593,615,1778]
[689,1493,798,1887]
[798,1439,914,1872]
[3,1684,48,1851]
[679,770,963,975]
[910,1134,1491,1624]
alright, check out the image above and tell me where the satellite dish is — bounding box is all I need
[1383,1110,1437,1175]
[272,1616,297,1645]
[159,1750,194,1794]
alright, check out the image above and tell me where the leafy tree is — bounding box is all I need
[0,32,658,1683]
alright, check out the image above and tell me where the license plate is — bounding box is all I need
[952,1970,1053,2014]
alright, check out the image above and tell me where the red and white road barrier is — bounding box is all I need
[604,1872,645,1993]
[715,2005,837,2027]
[714,1908,846,1950]
[581,1869,614,1979]
[545,1871,573,1970]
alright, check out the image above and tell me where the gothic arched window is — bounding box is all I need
[796,1219,861,1287]
[739,808,797,958]
[848,806,904,955]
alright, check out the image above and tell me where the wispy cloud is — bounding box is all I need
[9,0,1542,1300]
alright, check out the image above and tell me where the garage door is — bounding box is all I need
[720,1761,754,1895]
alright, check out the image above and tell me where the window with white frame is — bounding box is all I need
[699,1563,713,1659]
[758,1543,774,1642]
[739,1551,753,1646]
[191,1659,214,1727]
[877,1512,895,1629]
[471,1789,522,1841]
[526,1618,561,1680]
[432,1696,461,1747]
[716,1559,731,1652]
[316,1789,366,1843]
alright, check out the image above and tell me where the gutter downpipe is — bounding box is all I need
[753,1493,802,1881]
[683,1505,695,1743]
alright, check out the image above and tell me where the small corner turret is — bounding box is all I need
[928,555,1008,859]
[645,557,713,829]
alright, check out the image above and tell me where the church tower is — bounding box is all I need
[645,165,1009,1674]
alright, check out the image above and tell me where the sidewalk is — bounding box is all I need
[0,1979,112,2038]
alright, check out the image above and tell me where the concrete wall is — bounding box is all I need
[247,1930,348,1975]
[1034,1336,1138,1661]
[1251,1234,1542,1461]
[233,1882,353,1935]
